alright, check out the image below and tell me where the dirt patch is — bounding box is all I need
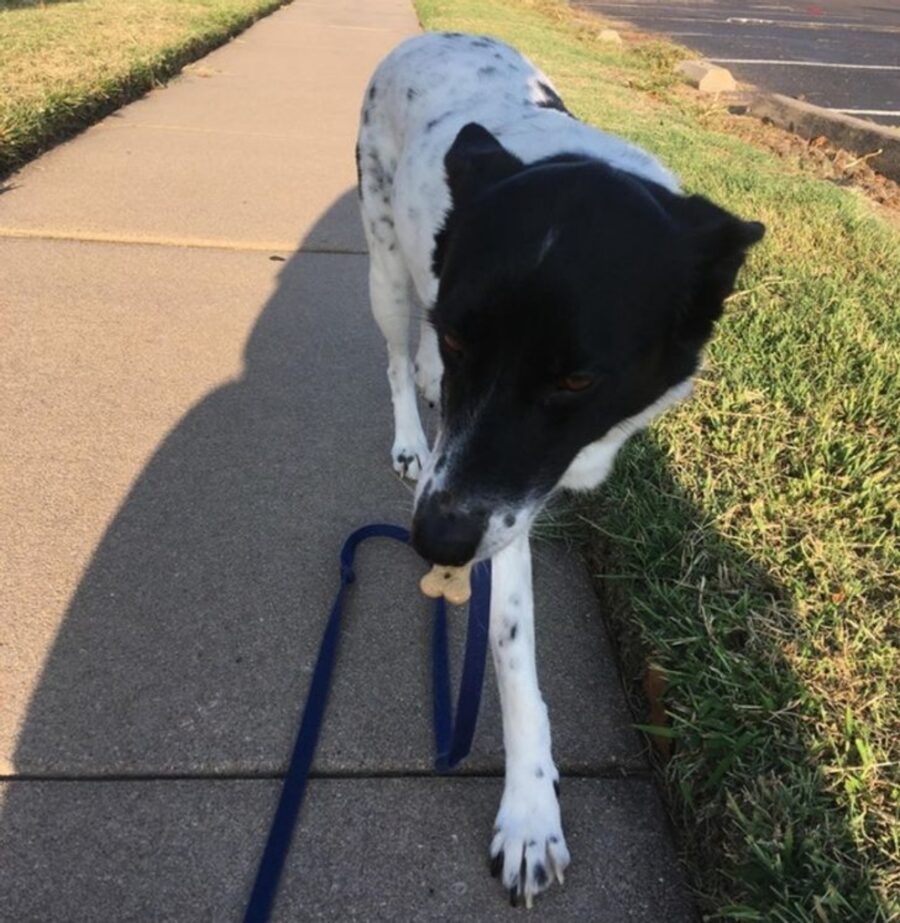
[724,108,900,213]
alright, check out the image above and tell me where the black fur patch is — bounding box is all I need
[426,112,452,133]
[535,80,570,115]
[412,122,762,564]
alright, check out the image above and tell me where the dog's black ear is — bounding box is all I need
[444,122,523,205]
[676,194,765,342]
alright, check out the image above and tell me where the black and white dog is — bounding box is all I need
[357,32,763,907]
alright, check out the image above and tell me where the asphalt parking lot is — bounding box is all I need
[576,0,900,127]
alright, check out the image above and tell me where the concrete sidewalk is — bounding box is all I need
[0,1,695,919]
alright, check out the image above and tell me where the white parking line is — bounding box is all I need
[582,2,726,7]
[711,59,900,70]
[586,2,768,8]
[676,18,900,32]
[827,108,900,117]
[580,7,900,33]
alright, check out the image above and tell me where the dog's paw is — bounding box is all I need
[391,434,428,481]
[490,772,570,908]
[414,361,442,408]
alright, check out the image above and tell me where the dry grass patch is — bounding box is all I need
[0,0,288,175]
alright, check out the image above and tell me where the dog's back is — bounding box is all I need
[356,32,675,305]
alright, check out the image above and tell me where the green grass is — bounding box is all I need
[0,0,289,176]
[415,1,899,920]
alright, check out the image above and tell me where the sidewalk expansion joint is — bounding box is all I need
[0,227,367,256]
[0,766,651,783]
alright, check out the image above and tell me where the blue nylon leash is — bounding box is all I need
[243,523,492,923]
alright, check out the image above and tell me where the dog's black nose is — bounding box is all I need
[411,492,486,565]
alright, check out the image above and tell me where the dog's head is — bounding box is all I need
[412,123,764,565]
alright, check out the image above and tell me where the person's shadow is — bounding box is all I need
[3,190,424,779]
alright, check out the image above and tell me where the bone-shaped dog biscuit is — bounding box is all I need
[419,562,473,606]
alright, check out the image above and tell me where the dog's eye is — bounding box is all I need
[557,373,594,393]
[442,332,465,356]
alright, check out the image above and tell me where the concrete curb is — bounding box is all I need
[744,92,900,183]
[676,60,736,93]
[675,60,900,183]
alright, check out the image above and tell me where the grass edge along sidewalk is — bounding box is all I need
[0,0,290,178]
[414,1,899,921]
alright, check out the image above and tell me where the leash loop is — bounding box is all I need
[243,523,491,923]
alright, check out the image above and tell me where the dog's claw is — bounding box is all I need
[391,433,428,481]
[490,776,569,908]
[391,450,423,481]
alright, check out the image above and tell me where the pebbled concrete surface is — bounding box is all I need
[0,778,694,922]
[0,235,643,778]
[0,0,695,918]
[0,0,401,252]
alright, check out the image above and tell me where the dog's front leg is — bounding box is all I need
[366,253,429,480]
[489,533,569,907]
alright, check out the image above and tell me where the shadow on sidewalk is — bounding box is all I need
[3,189,417,783]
